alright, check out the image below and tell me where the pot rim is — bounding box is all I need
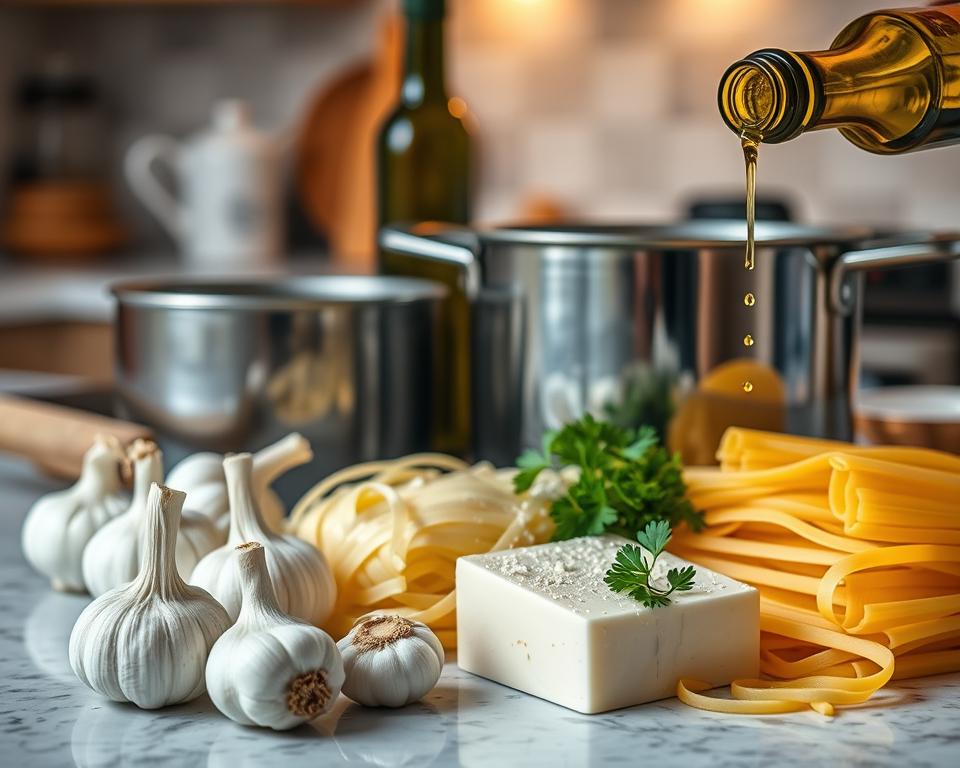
[473,220,895,249]
[111,275,448,311]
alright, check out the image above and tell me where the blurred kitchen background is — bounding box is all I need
[0,0,957,390]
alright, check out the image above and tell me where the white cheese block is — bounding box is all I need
[456,534,759,714]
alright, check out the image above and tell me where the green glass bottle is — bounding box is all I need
[378,0,473,454]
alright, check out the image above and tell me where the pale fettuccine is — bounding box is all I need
[675,428,960,715]
[288,454,554,647]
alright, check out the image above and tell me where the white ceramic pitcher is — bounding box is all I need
[125,100,283,267]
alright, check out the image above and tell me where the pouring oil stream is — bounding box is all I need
[741,131,760,393]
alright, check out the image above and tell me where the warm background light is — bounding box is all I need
[468,0,590,50]
[664,0,786,44]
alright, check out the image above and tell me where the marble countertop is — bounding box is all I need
[1,454,958,768]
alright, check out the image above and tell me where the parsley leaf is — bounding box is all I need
[551,473,618,539]
[667,565,697,592]
[622,425,658,461]
[635,517,672,556]
[512,432,557,492]
[514,451,550,493]
[512,414,704,540]
[603,520,696,609]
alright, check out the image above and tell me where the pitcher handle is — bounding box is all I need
[379,223,482,299]
[831,236,960,314]
[124,135,184,242]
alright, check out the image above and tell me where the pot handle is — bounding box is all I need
[379,224,483,299]
[831,237,960,314]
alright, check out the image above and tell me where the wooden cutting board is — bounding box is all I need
[297,12,403,271]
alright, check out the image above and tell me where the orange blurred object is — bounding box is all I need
[297,13,404,270]
[668,359,786,465]
[2,180,126,261]
[514,194,572,226]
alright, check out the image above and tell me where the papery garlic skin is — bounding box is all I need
[205,542,344,730]
[165,451,222,489]
[167,433,311,535]
[22,436,128,592]
[190,453,336,624]
[338,615,444,707]
[69,484,230,709]
[82,441,222,597]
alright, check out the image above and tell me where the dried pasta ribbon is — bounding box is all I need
[678,428,960,717]
[289,455,553,647]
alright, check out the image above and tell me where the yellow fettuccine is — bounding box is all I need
[288,454,554,647]
[675,428,960,715]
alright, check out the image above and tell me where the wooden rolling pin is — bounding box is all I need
[0,394,152,480]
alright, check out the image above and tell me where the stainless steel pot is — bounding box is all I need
[381,221,960,464]
[112,276,445,499]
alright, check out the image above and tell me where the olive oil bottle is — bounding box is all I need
[721,3,960,397]
[719,4,960,154]
[378,0,473,454]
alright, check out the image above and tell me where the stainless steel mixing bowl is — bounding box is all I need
[112,276,445,500]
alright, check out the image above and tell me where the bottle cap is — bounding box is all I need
[402,0,445,20]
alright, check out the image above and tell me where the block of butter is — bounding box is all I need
[456,534,759,714]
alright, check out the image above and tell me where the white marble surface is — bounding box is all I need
[2,454,959,768]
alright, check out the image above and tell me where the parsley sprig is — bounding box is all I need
[514,414,703,541]
[604,520,696,608]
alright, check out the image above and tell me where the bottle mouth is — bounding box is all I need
[721,64,779,131]
[718,49,815,144]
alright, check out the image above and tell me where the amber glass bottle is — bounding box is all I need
[718,4,960,153]
[378,0,473,454]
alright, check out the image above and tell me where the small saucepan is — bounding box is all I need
[112,276,445,499]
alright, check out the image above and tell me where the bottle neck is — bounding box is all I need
[800,18,934,148]
[402,15,447,107]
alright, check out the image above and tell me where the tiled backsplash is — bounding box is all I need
[3,0,960,251]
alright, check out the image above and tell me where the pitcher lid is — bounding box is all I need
[212,99,252,132]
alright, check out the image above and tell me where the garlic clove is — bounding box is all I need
[69,483,230,709]
[178,481,230,535]
[190,454,336,624]
[205,541,344,730]
[22,435,128,592]
[337,615,444,708]
[165,451,223,490]
[82,440,222,596]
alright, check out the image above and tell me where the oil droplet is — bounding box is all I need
[744,292,756,307]
[743,334,754,347]
[742,381,754,393]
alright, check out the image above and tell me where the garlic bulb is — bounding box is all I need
[82,440,222,597]
[167,433,312,535]
[190,453,336,624]
[165,451,222,489]
[337,615,444,707]
[206,541,344,730]
[22,435,128,592]
[69,483,230,709]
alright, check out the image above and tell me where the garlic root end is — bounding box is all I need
[286,669,333,718]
